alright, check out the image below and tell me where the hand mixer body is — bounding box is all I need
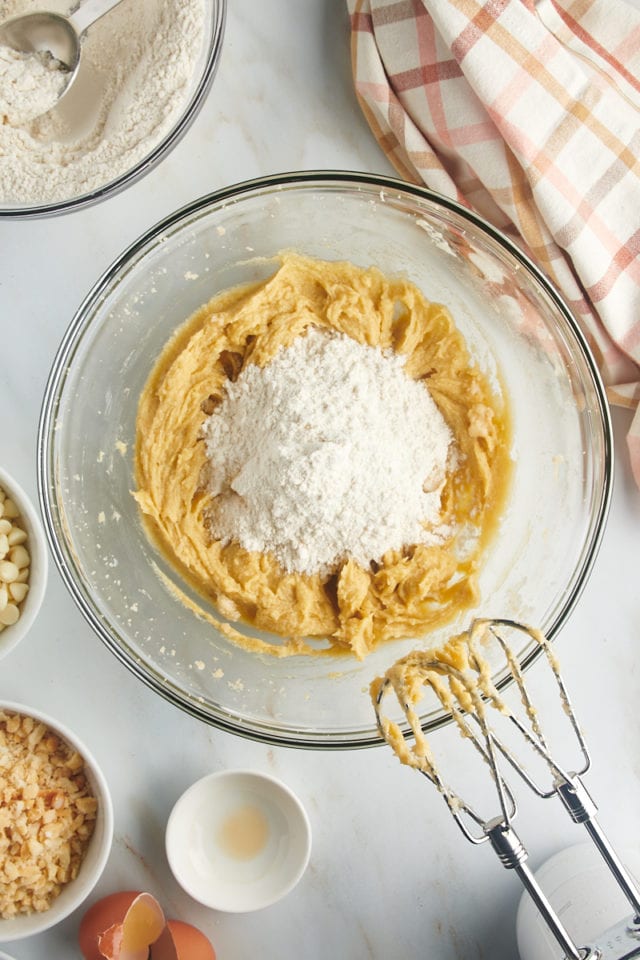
[517,843,640,960]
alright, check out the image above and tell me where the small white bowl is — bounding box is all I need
[0,467,48,662]
[166,770,311,912]
[0,701,113,942]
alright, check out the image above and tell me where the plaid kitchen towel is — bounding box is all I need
[349,0,640,486]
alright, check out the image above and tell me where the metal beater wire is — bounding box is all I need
[374,658,518,845]
[472,618,591,796]
[373,618,592,836]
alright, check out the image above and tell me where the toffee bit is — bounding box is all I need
[219,350,244,382]
[201,393,221,415]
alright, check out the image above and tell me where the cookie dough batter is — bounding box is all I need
[134,253,511,659]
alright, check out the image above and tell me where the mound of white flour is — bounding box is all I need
[0,46,67,124]
[0,0,206,205]
[204,327,454,577]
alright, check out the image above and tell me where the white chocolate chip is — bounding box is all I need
[9,545,29,570]
[9,582,28,604]
[7,527,27,546]
[0,603,19,626]
[0,560,19,583]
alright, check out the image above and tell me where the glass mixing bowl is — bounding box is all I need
[0,0,225,219]
[38,172,613,748]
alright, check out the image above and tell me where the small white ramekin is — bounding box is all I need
[166,769,311,913]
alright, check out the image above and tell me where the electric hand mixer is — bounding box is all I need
[373,618,640,960]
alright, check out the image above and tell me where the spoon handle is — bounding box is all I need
[68,0,128,38]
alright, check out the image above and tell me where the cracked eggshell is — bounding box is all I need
[79,891,165,960]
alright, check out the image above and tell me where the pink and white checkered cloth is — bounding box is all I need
[349,0,640,486]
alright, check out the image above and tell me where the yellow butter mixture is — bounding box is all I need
[134,253,511,659]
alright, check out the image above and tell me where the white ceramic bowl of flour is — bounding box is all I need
[0,0,225,217]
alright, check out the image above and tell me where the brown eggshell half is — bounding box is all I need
[151,919,217,960]
[79,892,142,960]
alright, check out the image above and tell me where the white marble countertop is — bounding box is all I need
[2,1,640,958]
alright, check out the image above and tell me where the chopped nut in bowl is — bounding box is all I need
[0,702,113,942]
[0,467,48,661]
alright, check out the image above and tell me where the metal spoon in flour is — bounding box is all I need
[0,0,127,103]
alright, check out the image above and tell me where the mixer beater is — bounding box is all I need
[373,618,640,960]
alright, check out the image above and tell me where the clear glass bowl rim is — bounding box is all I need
[37,169,614,749]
